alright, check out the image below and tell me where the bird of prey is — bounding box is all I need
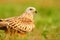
[0,7,37,36]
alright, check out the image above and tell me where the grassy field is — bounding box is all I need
[0,0,60,40]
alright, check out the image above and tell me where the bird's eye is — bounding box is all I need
[30,8,33,10]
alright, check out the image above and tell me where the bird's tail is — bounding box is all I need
[0,19,7,30]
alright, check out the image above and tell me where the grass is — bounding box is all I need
[0,1,60,40]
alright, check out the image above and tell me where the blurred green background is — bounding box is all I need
[0,0,60,40]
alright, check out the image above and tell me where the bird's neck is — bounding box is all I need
[20,12,34,21]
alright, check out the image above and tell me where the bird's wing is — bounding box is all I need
[4,16,35,33]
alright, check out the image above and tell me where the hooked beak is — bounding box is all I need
[35,11,37,13]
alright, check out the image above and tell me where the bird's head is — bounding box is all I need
[25,7,37,14]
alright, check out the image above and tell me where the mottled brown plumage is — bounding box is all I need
[0,7,37,36]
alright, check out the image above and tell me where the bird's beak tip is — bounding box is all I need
[35,11,37,13]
